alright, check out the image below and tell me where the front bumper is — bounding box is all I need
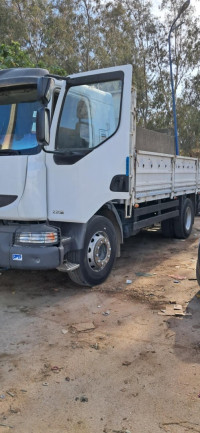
[0,223,72,270]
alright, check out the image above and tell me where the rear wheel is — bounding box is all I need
[174,198,194,239]
[68,215,117,286]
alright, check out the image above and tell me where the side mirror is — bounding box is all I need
[36,107,50,146]
[37,77,54,103]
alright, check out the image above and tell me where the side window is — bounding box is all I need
[56,80,122,152]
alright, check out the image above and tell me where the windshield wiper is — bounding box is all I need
[0,148,20,155]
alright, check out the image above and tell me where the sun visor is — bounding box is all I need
[0,68,51,104]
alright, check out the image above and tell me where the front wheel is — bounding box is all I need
[68,215,117,286]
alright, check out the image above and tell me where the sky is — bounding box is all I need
[152,0,200,17]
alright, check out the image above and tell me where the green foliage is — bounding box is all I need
[178,103,200,156]
[177,74,200,155]
[0,41,34,68]
[0,41,67,76]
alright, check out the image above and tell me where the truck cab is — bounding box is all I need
[0,65,132,285]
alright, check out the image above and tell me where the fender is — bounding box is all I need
[97,201,123,257]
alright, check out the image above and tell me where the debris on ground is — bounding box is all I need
[19,306,30,313]
[10,407,20,414]
[158,306,184,316]
[61,329,68,334]
[71,322,95,332]
[135,272,154,277]
[158,304,192,317]
[80,396,88,402]
[168,274,187,280]
[122,361,132,366]
[173,304,183,310]
[0,423,14,429]
[126,279,132,284]
[6,391,15,397]
[51,366,62,373]
[90,343,99,350]
[75,396,88,402]
[102,311,110,316]
[112,430,132,433]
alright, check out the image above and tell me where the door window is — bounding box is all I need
[56,79,122,155]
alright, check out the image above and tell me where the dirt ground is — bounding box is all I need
[0,219,200,433]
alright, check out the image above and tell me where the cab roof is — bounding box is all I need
[0,68,49,88]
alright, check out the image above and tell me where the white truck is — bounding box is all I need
[0,64,199,286]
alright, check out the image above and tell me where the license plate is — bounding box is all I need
[12,254,23,261]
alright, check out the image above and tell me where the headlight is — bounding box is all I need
[14,231,59,245]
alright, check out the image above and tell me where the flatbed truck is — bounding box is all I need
[0,65,199,286]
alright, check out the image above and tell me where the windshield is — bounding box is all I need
[0,100,42,154]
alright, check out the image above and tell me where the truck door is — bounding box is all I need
[46,65,132,223]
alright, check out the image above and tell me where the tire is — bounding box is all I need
[174,198,194,239]
[161,219,175,238]
[68,215,117,287]
[196,259,200,286]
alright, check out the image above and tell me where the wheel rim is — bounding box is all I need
[87,231,111,272]
[185,206,192,231]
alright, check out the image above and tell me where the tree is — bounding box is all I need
[0,0,199,155]
[177,74,200,155]
[92,1,134,69]
[43,0,79,74]
[0,41,34,69]
[150,0,200,142]
[9,0,50,64]
[124,0,157,127]
[0,0,25,46]
[74,0,95,71]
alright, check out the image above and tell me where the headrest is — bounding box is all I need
[77,99,88,119]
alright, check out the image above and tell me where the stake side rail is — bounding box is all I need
[133,151,200,204]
